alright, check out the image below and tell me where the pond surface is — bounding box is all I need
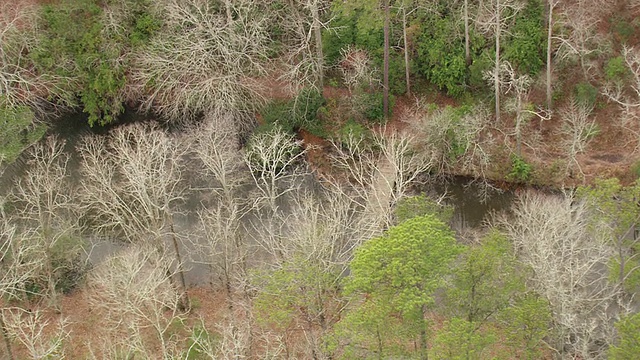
[1,109,516,285]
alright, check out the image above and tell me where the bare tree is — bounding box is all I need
[78,123,190,308]
[1,307,70,360]
[557,98,597,176]
[244,126,308,211]
[410,102,493,178]
[130,0,270,125]
[85,245,185,359]
[501,191,623,358]
[188,113,251,302]
[555,0,612,79]
[545,0,560,111]
[503,62,532,156]
[383,0,391,117]
[10,138,83,304]
[326,129,430,233]
[339,47,379,94]
[477,0,524,122]
[275,0,331,92]
[603,46,640,121]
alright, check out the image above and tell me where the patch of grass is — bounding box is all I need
[630,160,640,180]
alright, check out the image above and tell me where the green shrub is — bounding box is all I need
[468,51,493,90]
[130,12,161,45]
[395,194,454,224]
[611,17,636,43]
[338,118,371,150]
[605,56,631,83]
[351,91,393,124]
[508,155,532,182]
[259,88,327,137]
[574,82,598,108]
[0,105,46,164]
[32,0,126,126]
[293,88,327,137]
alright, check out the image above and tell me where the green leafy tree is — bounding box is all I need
[435,230,527,360]
[431,317,497,360]
[503,0,546,76]
[339,214,463,358]
[499,293,552,360]
[253,258,343,358]
[610,313,640,360]
[31,0,126,126]
[577,178,640,292]
[446,230,524,323]
[417,14,467,97]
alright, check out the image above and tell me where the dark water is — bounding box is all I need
[430,178,515,229]
[1,109,516,284]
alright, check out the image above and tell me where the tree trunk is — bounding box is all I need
[311,1,324,90]
[170,221,190,311]
[224,0,233,24]
[495,0,501,123]
[383,0,390,117]
[464,0,471,66]
[402,6,411,96]
[420,304,429,360]
[546,1,554,112]
[0,316,14,360]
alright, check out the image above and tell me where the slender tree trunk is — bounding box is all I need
[420,304,429,360]
[311,1,324,90]
[0,316,14,360]
[495,0,501,123]
[546,1,554,112]
[516,93,523,156]
[224,0,233,24]
[402,6,411,96]
[383,0,390,117]
[464,0,471,66]
[376,325,383,360]
[170,220,190,311]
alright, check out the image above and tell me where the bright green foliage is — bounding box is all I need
[394,194,454,224]
[431,317,497,360]
[446,230,524,323]
[610,313,640,360]
[503,0,546,76]
[577,178,640,292]
[330,295,415,359]
[254,258,341,331]
[0,105,45,163]
[499,293,552,360]
[341,215,462,357]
